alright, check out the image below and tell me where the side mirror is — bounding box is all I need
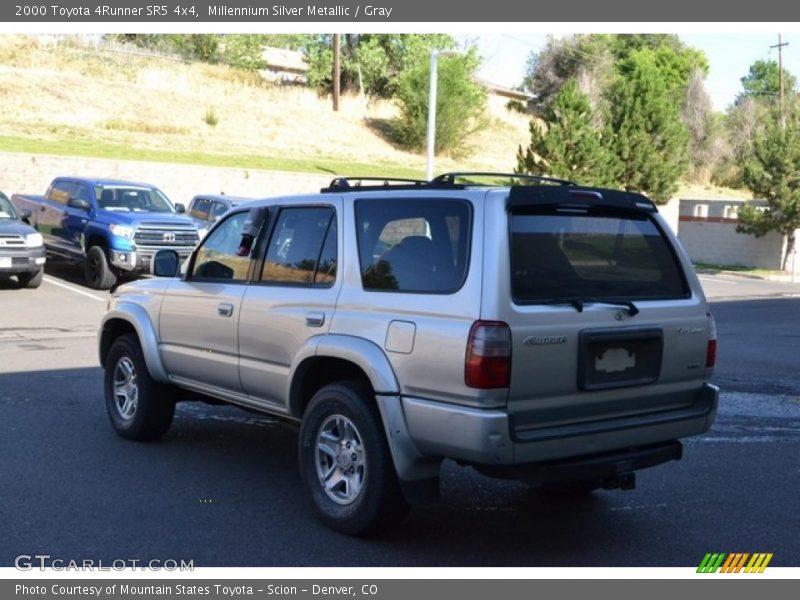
[175,203,186,214]
[67,197,91,211]
[152,249,180,277]
[19,208,32,220]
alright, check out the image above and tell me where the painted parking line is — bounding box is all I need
[43,276,106,302]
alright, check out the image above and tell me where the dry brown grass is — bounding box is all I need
[0,35,531,174]
[0,36,750,200]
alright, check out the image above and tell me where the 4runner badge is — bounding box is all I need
[523,335,567,346]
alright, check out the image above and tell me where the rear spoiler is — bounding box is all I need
[508,186,657,213]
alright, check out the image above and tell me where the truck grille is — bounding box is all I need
[133,223,199,248]
[0,235,25,248]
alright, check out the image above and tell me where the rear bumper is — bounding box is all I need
[401,383,718,467]
[0,247,47,274]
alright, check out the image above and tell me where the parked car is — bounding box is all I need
[186,194,254,236]
[98,173,718,535]
[0,191,46,288]
[12,177,201,290]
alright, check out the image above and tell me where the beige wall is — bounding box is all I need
[0,152,331,205]
[677,198,787,270]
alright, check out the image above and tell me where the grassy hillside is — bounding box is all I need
[0,35,750,199]
[0,36,532,179]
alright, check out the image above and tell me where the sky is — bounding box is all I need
[467,32,800,112]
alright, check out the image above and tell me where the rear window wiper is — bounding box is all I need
[537,297,640,316]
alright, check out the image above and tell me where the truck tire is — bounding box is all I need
[17,269,43,289]
[104,333,175,441]
[298,382,409,536]
[85,245,117,290]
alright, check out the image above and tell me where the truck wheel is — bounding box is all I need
[299,382,409,535]
[17,269,43,289]
[85,245,117,290]
[104,333,175,441]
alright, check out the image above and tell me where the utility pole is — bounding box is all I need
[332,34,340,112]
[770,33,789,126]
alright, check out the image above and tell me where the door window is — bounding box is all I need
[260,207,336,286]
[190,211,258,282]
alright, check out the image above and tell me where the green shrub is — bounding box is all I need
[391,50,486,156]
[203,107,219,127]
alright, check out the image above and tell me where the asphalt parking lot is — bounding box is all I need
[1,263,799,567]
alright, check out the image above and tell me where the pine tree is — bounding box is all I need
[609,50,690,203]
[515,79,618,187]
[737,108,800,270]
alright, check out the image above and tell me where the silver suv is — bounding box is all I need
[98,174,718,535]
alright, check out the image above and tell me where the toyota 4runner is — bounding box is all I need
[98,174,718,535]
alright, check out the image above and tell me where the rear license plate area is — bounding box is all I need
[578,328,663,391]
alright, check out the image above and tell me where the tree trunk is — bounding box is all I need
[783,231,796,271]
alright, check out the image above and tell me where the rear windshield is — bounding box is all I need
[510,210,687,303]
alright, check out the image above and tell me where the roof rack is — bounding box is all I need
[430,172,577,187]
[321,177,429,193]
[320,172,578,194]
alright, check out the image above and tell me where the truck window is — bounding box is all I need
[73,183,92,205]
[189,198,212,221]
[49,181,75,205]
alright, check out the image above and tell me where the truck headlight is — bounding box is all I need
[25,233,44,248]
[197,226,209,240]
[109,224,135,240]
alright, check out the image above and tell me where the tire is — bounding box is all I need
[17,269,43,289]
[85,245,117,290]
[104,334,175,441]
[299,382,409,536]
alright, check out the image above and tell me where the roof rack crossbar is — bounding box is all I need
[431,172,577,187]
[322,176,429,193]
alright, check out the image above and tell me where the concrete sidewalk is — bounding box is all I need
[698,271,800,301]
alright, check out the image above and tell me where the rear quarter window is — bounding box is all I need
[355,198,471,294]
[510,210,688,303]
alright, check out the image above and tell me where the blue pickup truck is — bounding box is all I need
[12,177,201,289]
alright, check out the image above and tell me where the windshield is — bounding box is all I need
[0,192,17,220]
[510,209,688,303]
[94,185,175,213]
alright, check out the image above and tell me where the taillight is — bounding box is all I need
[706,312,717,368]
[465,321,511,389]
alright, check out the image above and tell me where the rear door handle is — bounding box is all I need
[217,303,234,317]
[305,312,325,327]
